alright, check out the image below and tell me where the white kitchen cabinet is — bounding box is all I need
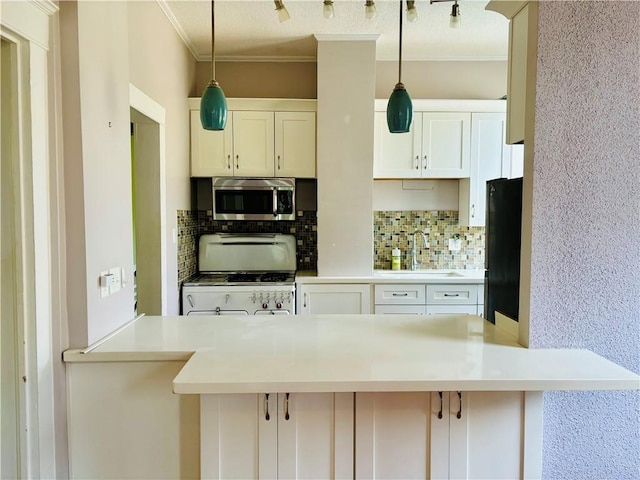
[459,112,525,227]
[190,110,273,177]
[297,284,372,315]
[356,391,526,480]
[190,110,235,177]
[275,111,316,178]
[374,111,471,179]
[374,283,480,315]
[189,98,317,178]
[201,392,353,479]
[486,1,538,145]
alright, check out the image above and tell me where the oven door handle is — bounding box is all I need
[273,188,278,218]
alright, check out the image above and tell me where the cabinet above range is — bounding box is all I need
[189,98,317,178]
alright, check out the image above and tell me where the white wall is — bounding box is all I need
[127,1,196,315]
[316,36,377,276]
[60,1,196,346]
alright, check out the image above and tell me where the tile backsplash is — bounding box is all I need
[178,209,484,289]
[373,210,485,270]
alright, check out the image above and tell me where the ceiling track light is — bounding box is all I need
[200,0,227,131]
[450,0,461,28]
[365,0,376,20]
[274,0,290,23]
[406,0,418,22]
[386,0,412,134]
[323,0,335,19]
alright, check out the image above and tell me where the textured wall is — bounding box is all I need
[529,3,640,478]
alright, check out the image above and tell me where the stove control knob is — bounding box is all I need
[262,303,269,310]
[251,293,257,303]
[276,302,282,309]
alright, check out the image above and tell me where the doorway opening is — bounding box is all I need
[129,88,167,315]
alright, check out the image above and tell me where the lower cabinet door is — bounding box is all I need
[426,305,477,315]
[355,392,448,479]
[277,392,353,479]
[200,393,277,479]
[201,393,354,480]
[298,284,372,314]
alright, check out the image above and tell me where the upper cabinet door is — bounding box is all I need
[232,111,275,177]
[420,112,471,178]
[190,110,234,176]
[373,111,422,178]
[275,111,316,178]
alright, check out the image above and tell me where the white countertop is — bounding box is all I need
[63,314,639,394]
[295,269,485,284]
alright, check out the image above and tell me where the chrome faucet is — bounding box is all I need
[411,230,428,271]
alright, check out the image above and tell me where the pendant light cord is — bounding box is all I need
[398,0,403,84]
[211,0,216,80]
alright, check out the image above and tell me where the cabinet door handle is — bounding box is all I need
[392,293,409,297]
[415,155,419,170]
[471,203,475,218]
[277,155,281,170]
[227,154,231,169]
[303,292,307,308]
[456,391,463,419]
[236,154,239,169]
[284,393,290,421]
[264,393,271,421]
[437,391,443,419]
[444,293,460,297]
[423,155,427,168]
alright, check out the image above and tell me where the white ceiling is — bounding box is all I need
[159,0,510,62]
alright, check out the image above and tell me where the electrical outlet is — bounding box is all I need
[448,238,462,252]
[108,267,122,294]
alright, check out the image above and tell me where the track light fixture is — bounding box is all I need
[365,0,376,19]
[323,0,335,19]
[274,0,290,23]
[406,0,418,22]
[450,0,461,28]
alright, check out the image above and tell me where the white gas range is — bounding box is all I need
[181,233,296,315]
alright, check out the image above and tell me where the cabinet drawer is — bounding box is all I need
[374,305,426,315]
[374,284,426,305]
[426,285,478,305]
[426,305,477,315]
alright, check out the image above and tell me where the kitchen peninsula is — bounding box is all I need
[64,314,639,480]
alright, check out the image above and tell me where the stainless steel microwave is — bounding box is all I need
[212,177,295,221]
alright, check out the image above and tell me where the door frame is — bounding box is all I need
[129,84,168,314]
[1,1,60,477]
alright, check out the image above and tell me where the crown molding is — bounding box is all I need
[29,0,58,15]
[156,0,200,60]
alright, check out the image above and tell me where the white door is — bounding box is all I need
[277,392,353,479]
[373,111,422,178]
[355,392,443,479]
[190,110,234,176]
[233,111,274,177]
[421,112,471,178]
[466,112,507,227]
[449,391,525,479]
[275,111,316,178]
[298,284,371,314]
[200,393,278,479]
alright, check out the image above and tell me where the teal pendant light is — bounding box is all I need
[200,0,227,131]
[387,0,412,133]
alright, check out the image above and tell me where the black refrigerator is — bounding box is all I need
[484,177,523,324]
